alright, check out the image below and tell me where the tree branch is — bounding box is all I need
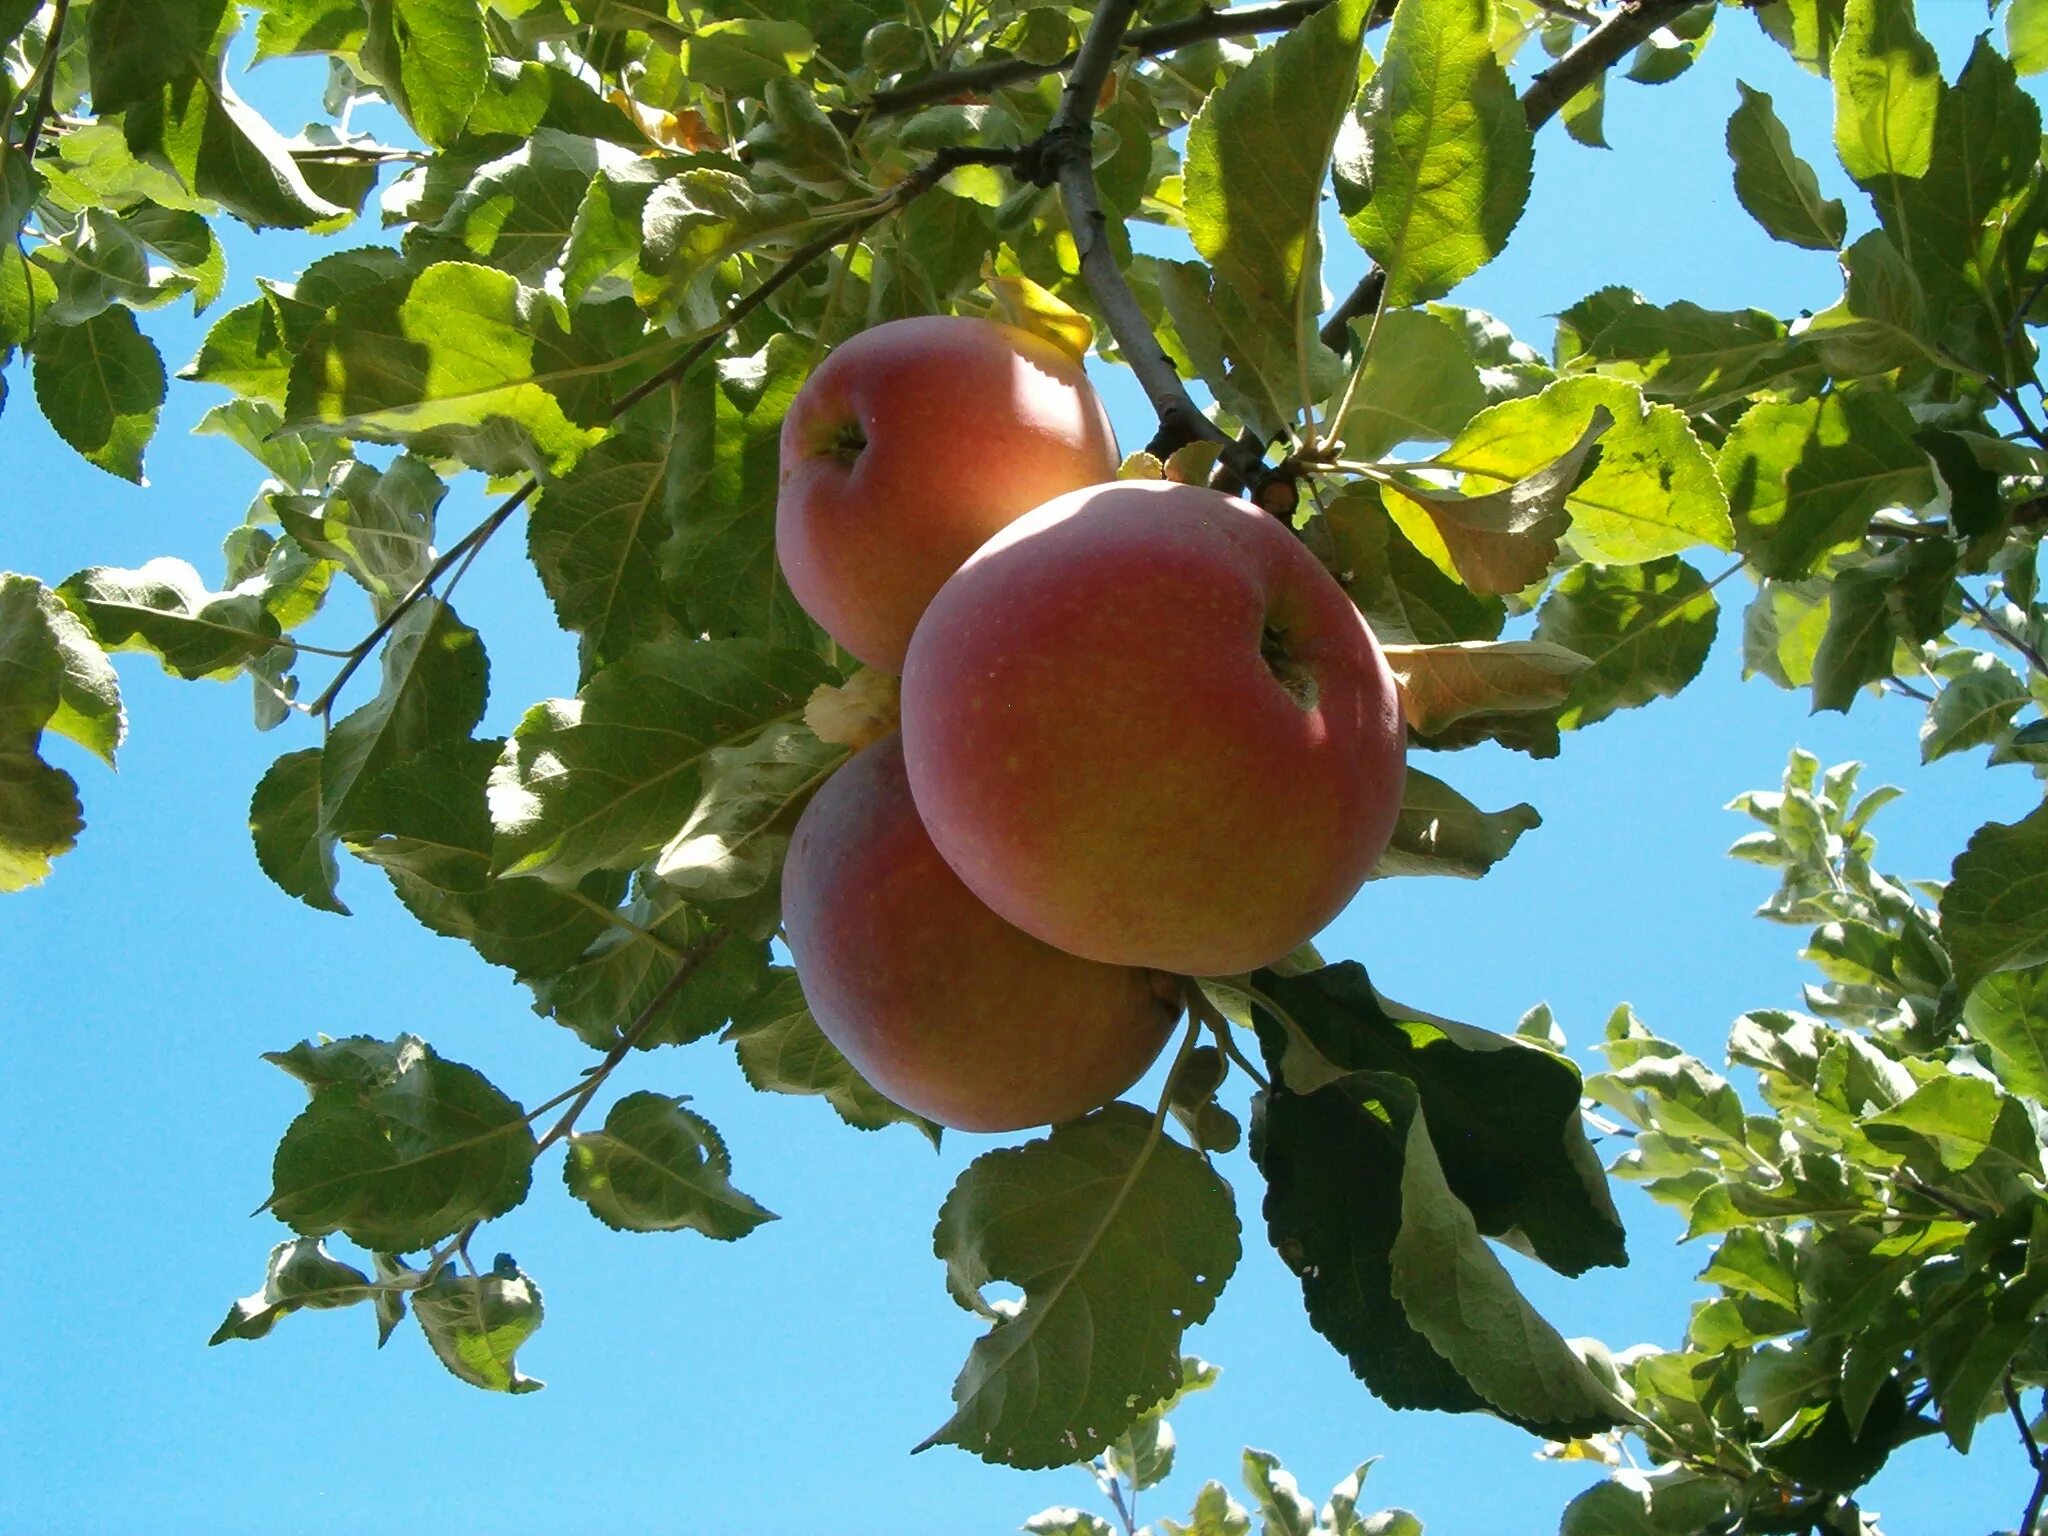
[1961,587,2048,679]
[1044,0,1252,478]
[2011,1368,2048,1536]
[844,0,1350,128]
[8,0,71,170]
[1320,0,1699,354]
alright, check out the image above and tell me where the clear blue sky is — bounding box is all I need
[2,8,2039,1533]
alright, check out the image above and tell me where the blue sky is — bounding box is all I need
[2,6,2042,1533]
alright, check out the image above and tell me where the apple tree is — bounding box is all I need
[4,0,2048,1529]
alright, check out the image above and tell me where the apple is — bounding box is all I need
[782,732,1181,1132]
[900,480,1407,977]
[776,315,1120,672]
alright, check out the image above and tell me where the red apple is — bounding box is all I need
[781,732,1180,1132]
[776,315,1120,672]
[900,480,1406,976]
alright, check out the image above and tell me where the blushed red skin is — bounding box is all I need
[781,733,1181,1133]
[775,315,1120,673]
[900,481,1407,977]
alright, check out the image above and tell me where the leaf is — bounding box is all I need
[1558,293,1810,409]
[1342,0,1533,306]
[0,574,124,765]
[2012,0,2048,74]
[724,967,939,1141]
[1720,391,1935,579]
[0,746,84,892]
[1183,0,1366,426]
[284,262,598,475]
[528,429,686,674]
[411,1255,545,1393]
[526,898,768,1051]
[1385,640,1587,737]
[1942,802,2048,1001]
[59,557,282,681]
[679,18,815,92]
[1023,1511,1114,1536]
[564,1091,774,1238]
[1369,767,1539,880]
[1333,310,1488,461]
[209,1237,373,1344]
[123,64,348,230]
[1743,578,1832,688]
[1161,1482,1253,1536]
[1830,0,1939,185]
[251,746,348,914]
[340,740,616,976]
[1321,489,1508,645]
[983,274,1092,366]
[1241,1449,1317,1536]
[322,598,488,834]
[489,639,834,886]
[279,455,445,610]
[918,1103,1241,1468]
[31,306,167,483]
[1728,81,1846,250]
[653,719,843,901]
[432,129,620,283]
[1963,964,2048,1099]
[1389,1105,1625,1433]
[661,338,824,648]
[267,1034,537,1252]
[1866,1075,2034,1173]
[1252,965,1626,1277]
[1921,654,2028,762]
[359,0,489,149]
[803,669,899,751]
[1532,557,1719,730]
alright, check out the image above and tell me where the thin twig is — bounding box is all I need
[9,0,71,169]
[1321,0,1699,355]
[1962,587,2048,678]
[533,929,735,1156]
[2014,1368,2048,1536]
[1884,676,1934,704]
[843,0,1342,128]
[1185,981,1270,1091]
[1997,382,2048,453]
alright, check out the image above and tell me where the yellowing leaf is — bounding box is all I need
[1384,639,1588,736]
[982,272,1092,364]
[804,669,900,750]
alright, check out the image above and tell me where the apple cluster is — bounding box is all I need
[775,316,1407,1133]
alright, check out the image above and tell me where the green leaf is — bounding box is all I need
[489,639,834,886]
[654,718,842,900]
[725,967,939,1141]
[1253,964,1626,1277]
[1728,81,1846,250]
[1385,639,1587,738]
[1559,292,1808,409]
[209,1237,373,1344]
[182,295,294,405]
[1023,1511,1115,1536]
[526,898,768,1050]
[322,598,488,834]
[411,1255,544,1393]
[1830,0,1938,185]
[253,0,369,60]
[1866,1075,2034,1173]
[278,454,444,610]
[340,739,616,976]
[563,1091,775,1238]
[0,573,124,765]
[0,745,83,891]
[1921,654,2028,762]
[678,18,815,92]
[1943,802,2048,1001]
[1808,540,1955,712]
[661,339,826,649]
[359,0,489,149]
[1389,1101,1625,1433]
[88,0,230,114]
[267,1034,536,1252]
[528,429,686,674]
[1963,964,2048,1099]
[1720,390,1935,579]
[1182,0,1365,428]
[431,129,619,282]
[1342,0,1533,306]
[31,306,166,483]
[1333,310,1488,461]
[123,66,349,229]
[59,557,280,680]
[1321,488,1508,645]
[1241,1450,1317,1536]
[1742,578,1831,689]
[1533,557,1719,731]
[251,746,348,914]
[1370,767,1539,880]
[2012,0,2048,74]
[1160,1482,1253,1536]
[918,1104,1241,1468]
[284,262,599,475]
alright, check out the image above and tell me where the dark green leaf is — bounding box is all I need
[526,897,767,1050]
[1728,81,1845,250]
[0,745,83,891]
[88,0,229,114]
[123,67,349,229]
[528,429,686,673]
[359,0,488,148]
[251,746,348,914]
[563,1091,775,1237]
[1921,654,2028,762]
[725,967,939,1141]
[59,557,280,680]
[267,1033,536,1252]
[31,306,166,482]
[0,573,124,764]
[1533,557,1719,730]
[1369,767,1539,880]
[431,128,613,281]
[1321,488,1507,645]
[209,1237,374,1344]
[919,1104,1241,1468]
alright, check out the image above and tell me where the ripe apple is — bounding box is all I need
[781,732,1181,1132]
[900,480,1407,977]
[775,315,1120,672]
